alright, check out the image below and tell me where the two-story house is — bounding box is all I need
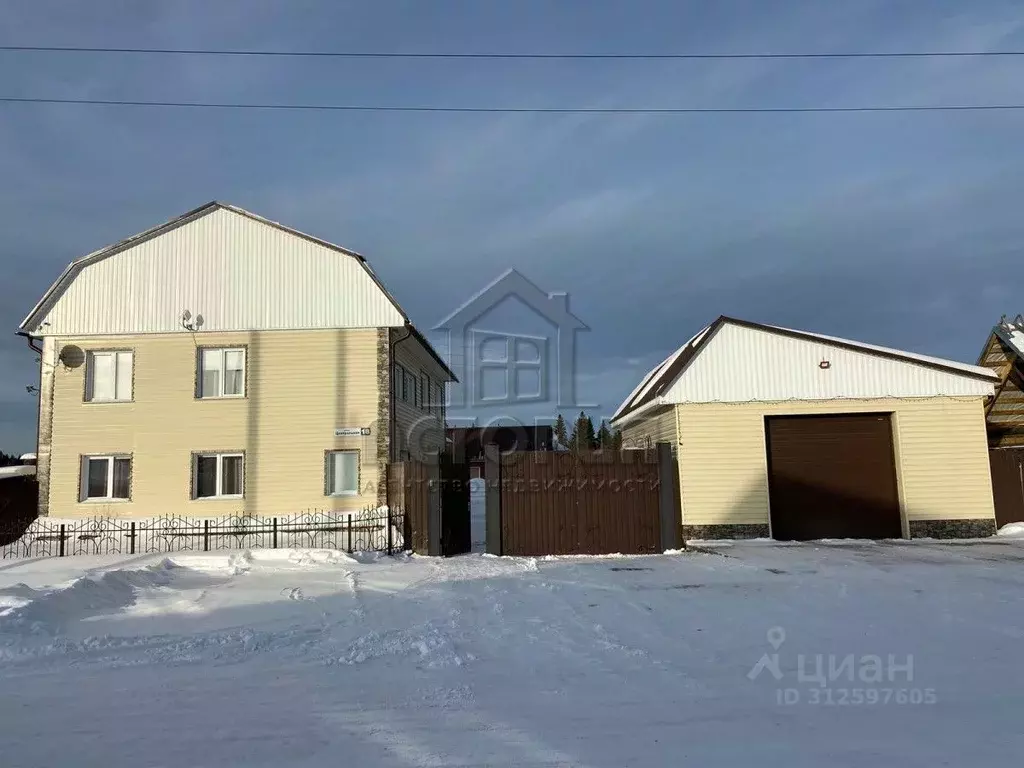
[17,202,454,519]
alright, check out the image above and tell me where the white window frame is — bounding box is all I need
[197,347,246,399]
[192,452,245,499]
[85,350,133,403]
[80,455,132,502]
[325,450,360,497]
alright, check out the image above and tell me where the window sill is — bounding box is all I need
[327,492,359,498]
[192,495,245,501]
[195,395,247,401]
[80,498,132,503]
[84,400,133,405]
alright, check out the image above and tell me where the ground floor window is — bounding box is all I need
[326,450,359,496]
[81,455,131,501]
[193,453,244,499]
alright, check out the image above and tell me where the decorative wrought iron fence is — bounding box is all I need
[0,507,403,560]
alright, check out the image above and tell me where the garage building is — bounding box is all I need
[611,317,999,540]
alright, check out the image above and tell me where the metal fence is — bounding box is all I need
[0,507,404,560]
[484,445,682,556]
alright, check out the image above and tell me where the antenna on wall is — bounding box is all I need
[181,310,205,333]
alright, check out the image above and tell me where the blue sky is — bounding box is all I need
[2,0,1023,452]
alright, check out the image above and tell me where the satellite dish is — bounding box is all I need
[59,344,86,369]
[195,314,205,329]
[182,310,192,323]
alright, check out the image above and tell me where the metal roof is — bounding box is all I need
[17,201,455,381]
[612,316,997,425]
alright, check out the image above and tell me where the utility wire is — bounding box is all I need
[2,97,1023,113]
[2,45,1024,60]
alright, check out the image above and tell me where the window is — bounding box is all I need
[404,369,415,404]
[325,450,359,496]
[434,383,445,417]
[420,372,429,411]
[193,453,244,498]
[198,348,245,398]
[81,456,131,501]
[393,363,407,401]
[86,351,133,402]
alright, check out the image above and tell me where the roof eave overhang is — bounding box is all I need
[610,397,667,429]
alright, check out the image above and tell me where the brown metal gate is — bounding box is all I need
[390,452,471,556]
[989,447,1024,528]
[495,450,667,556]
[766,413,903,541]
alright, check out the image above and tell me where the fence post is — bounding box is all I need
[386,505,393,556]
[347,514,353,553]
[59,524,65,557]
[203,519,210,552]
[484,443,502,556]
[273,517,278,549]
[130,521,136,555]
[428,452,442,557]
[656,442,683,551]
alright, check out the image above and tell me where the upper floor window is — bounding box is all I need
[80,455,131,501]
[434,382,445,417]
[393,363,407,401]
[85,350,133,402]
[406,369,417,405]
[420,372,429,411]
[198,348,245,398]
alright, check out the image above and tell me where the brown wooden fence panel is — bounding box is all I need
[391,454,470,556]
[391,459,433,554]
[990,447,1024,528]
[499,450,662,556]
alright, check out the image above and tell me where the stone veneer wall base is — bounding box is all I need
[908,519,996,539]
[682,524,771,540]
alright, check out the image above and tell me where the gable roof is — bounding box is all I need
[988,316,1024,362]
[612,316,997,425]
[17,201,455,380]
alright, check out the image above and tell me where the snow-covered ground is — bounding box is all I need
[2,539,1024,766]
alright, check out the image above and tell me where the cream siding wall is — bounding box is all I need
[392,333,448,460]
[619,406,678,451]
[44,329,382,518]
[675,397,995,529]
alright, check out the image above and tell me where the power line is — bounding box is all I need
[2,97,1024,113]
[2,44,1024,60]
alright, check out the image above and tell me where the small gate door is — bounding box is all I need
[439,452,471,556]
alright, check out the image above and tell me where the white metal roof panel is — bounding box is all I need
[22,205,407,336]
[664,321,995,403]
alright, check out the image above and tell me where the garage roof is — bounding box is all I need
[612,316,998,425]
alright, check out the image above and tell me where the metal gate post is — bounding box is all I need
[428,452,442,556]
[484,444,502,556]
[656,442,683,551]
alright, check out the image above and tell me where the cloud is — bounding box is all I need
[2,0,1023,448]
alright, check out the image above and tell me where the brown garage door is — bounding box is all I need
[766,414,902,541]
[989,447,1024,528]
